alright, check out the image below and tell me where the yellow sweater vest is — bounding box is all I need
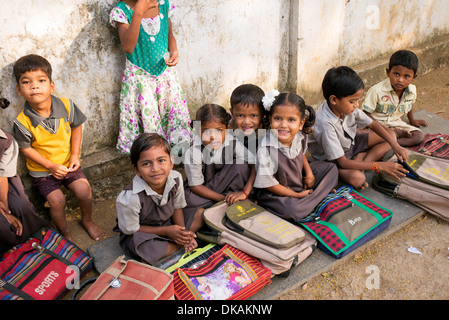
[15,97,73,174]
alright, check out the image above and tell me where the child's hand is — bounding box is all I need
[293,189,313,199]
[303,175,315,190]
[166,225,195,246]
[0,203,23,236]
[184,237,198,253]
[49,163,69,180]
[377,161,408,180]
[393,145,409,163]
[225,191,247,205]
[410,119,428,128]
[68,155,81,172]
[165,50,179,67]
[134,0,159,15]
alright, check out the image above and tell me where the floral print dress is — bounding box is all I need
[110,1,192,154]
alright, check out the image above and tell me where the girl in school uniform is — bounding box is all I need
[1,99,48,255]
[115,133,201,265]
[183,104,252,220]
[253,92,339,222]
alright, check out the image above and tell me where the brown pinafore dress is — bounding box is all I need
[115,176,186,265]
[255,139,338,221]
[183,140,251,220]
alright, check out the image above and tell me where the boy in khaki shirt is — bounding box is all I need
[362,50,426,146]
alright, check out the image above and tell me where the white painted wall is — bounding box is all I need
[1,0,448,158]
[294,0,449,99]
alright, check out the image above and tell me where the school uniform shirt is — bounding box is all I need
[362,78,419,132]
[116,170,187,235]
[308,101,373,161]
[13,96,87,177]
[0,129,19,178]
[183,133,255,187]
[254,130,307,188]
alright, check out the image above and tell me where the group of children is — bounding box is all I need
[0,0,429,267]
[112,48,427,265]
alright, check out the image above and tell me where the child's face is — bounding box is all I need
[386,65,417,96]
[134,145,173,194]
[269,104,305,147]
[231,103,262,136]
[16,69,54,108]
[201,119,227,150]
[329,88,363,117]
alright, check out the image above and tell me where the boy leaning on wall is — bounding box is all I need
[12,54,105,243]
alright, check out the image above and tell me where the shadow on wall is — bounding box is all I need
[0,63,21,132]
[59,1,125,156]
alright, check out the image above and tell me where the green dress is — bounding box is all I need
[110,1,192,154]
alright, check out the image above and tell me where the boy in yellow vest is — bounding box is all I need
[12,54,105,242]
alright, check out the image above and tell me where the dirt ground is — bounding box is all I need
[61,65,449,300]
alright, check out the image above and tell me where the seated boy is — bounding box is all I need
[308,66,409,190]
[362,50,426,146]
[12,54,105,242]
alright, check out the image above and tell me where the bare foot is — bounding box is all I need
[356,181,369,191]
[58,225,74,243]
[82,219,105,241]
[395,129,411,139]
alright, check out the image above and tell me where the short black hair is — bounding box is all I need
[230,84,265,110]
[13,54,53,83]
[195,103,232,126]
[388,50,419,74]
[230,84,268,129]
[130,133,171,167]
[322,66,364,104]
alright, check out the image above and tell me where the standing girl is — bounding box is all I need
[110,0,192,153]
[115,133,201,265]
[1,99,48,256]
[183,104,253,221]
[253,92,339,222]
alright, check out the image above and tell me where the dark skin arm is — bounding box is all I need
[0,177,23,236]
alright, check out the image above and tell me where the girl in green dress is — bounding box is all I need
[110,0,192,154]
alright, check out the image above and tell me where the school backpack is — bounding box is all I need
[373,150,449,222]
[297,185,393,259]
[407,133,449,160]
[197,201,316,276]
[398,150,449,190]
[172,244,272,300]
[224,199,306,249]
[0,229,93,300]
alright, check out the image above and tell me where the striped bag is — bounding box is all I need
[298,186,393,258]
[408,133,449,160]
[173,244,271,300]
[0,229,93,300]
